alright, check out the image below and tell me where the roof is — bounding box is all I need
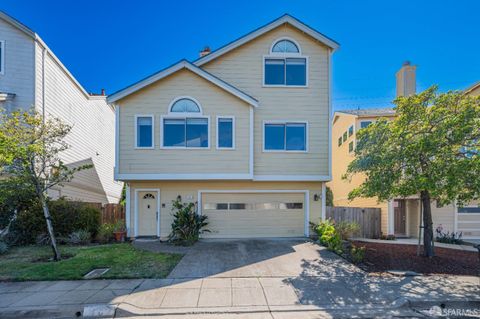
[0,11,92,99]
[464,81,480,95]
[107,60,259,106]
[194,14,340,67]
[335,108,396,118]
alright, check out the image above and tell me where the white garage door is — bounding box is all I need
[201,192,305,238]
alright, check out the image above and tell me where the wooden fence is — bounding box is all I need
[73,202,125,225]
[326,206,381,239]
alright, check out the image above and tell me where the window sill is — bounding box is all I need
[262,149,308,153]
[134,147,155,150]
[160,146,211,150]
[262,84,308,88]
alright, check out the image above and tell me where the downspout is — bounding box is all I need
[41,45,46,122]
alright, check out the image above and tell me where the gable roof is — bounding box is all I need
[465,81,480,95]
[107,60,259,106]
[194,14,340,66]
[336,108,396,118]
[0,10,95,99]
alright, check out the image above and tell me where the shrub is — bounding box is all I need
[96,223,115,243]
[350,244,366,264]
[336,221,360,240]
[68,230,91,245]
[0,241,8,255]
[435,225,464,245]
[380,233,396,240]
[168,196,209,246]
[315,219,343,254]
[9,198,101,245]
[113,220,126,232]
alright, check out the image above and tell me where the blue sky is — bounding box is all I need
[2,0,479,110]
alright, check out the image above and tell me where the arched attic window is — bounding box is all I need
[271,39,300,54]
[264,38,307,86]
[170,98,201,113]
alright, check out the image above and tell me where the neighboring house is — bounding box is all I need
[0,11,123,204]
[108,14,339,239]
[329,62,480,240]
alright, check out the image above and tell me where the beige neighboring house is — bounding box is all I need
[329,62,480,240]
[0,11,123,204]
[108,14,339,239]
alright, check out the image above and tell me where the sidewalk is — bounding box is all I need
[0,274,479,318]
[352,237,478,252]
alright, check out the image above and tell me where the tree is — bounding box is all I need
[0,109,91,260]
[344,86,480,257]
[326,186,334,207]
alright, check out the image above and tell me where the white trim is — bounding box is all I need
[459,213,480,216]
[0,40,4,75]
[328,50,332,180]
[216,116,235,150]
[262,55,309,88]
[115,173,329,182]
[134,114,155,149]
[321,183,326,221]
[125,183,131,236]
[107,60,259,107]
[457,221,480,225]
[254,175,330,181]
[160,115,211,149]
[262,120,309,153]
[198,189,310,237]
[387,200,394,235]
[114,105,119,175]
[117,173,252,180]
[168,96,203,115]
[194,14,339,67]
[454,201,458,233]
[249,108,254,177]
[359,120,373,129]
[134,188,161,237]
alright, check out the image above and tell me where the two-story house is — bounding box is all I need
[0,11,123,203]
[330,62,480,240]
[108,14,339,239]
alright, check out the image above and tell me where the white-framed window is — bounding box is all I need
[216,116,235,149]
[338,136,343,147]
[135,115,154,149]
[263,121,308,152]
[348,125,354,137]
[263,38,308,87]
[360,121,372,129]
[0,40,4,75]
[161,97,210,149]
[348,141,354,153]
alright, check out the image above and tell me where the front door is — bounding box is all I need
[138,191,158,236]
[394,199,406,236]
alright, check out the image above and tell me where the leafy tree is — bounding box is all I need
[0,109,91,260]
[344,87,480,257]
[326,186,334,207]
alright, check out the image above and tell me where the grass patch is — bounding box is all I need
[0,244,182,281]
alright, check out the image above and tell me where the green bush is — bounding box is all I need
[315,219,336,245]
[336,221,360,240]
[168,196,209,246]
[96,223,115,243]
[314,219,355,254]
[350,244,366,264]
[68,230,91,245]
[9,198,101,245]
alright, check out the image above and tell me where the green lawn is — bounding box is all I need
[0,244,182,281]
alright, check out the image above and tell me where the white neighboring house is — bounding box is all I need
[0,11,123,204]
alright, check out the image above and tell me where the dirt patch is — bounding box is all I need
[352,241,479,276]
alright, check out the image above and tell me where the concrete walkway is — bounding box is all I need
[352,237,479,252]
[0,240,479,318]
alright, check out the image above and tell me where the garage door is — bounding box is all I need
[201,192,305,238]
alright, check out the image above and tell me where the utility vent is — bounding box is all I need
[83,268,110,279]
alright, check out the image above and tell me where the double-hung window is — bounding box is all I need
[264,39,307,86]
[360,121,372,129]
[217,117,234,149]
[264,122,307,152]
[162,97,209,148]
[135,115,154,148]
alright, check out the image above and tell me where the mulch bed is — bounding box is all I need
[352,241,480,276]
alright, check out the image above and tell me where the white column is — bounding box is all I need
[125,183,131,237]
[321,183,327,221]
[387,200,395,235]
[305,191,310,237]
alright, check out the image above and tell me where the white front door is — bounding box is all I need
[138,191,158,236]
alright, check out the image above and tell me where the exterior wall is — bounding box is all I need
[407,199,420,237]
[201,24,330,177]
[126,180,324,238]
[0,18,35,111]
[117,69,251,175]
[34,42,122,204]
[467,85,480,96]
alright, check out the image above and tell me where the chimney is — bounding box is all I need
[199,46,211,58]
[396,61,416,97]
[101,88,105,96]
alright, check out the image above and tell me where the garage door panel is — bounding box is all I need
[202,193,305,238]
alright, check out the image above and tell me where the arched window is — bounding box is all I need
[143,193,155,199]
[271,39,299,54]
[170,98,201,113]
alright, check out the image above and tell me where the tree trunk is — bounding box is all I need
[420,190,435,257]
[38,191,61,261]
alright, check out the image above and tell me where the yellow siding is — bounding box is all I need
[118,69,250,175]
[202,24,330,176]
[128,180,323,238]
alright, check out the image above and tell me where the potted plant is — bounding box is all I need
[113,221,126,242]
